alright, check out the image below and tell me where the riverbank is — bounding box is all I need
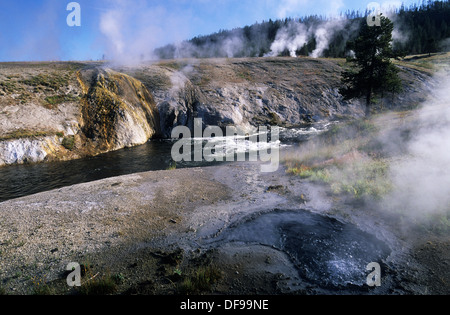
[0,160,448,295]
[1,56,434,168]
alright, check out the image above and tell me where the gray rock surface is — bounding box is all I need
[0,162,447,295]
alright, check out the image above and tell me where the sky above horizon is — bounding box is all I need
[0,0,423,62]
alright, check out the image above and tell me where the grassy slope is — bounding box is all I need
[394,52,450,74]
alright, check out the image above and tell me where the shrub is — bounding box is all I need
[0,129,50,141]
[44,94,80,108]
[62,136,75,150]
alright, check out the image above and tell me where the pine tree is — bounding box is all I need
[340,16,404,116]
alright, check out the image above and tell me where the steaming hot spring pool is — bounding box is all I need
[204,209,391,290]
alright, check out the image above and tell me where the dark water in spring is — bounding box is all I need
[212,209,391,288]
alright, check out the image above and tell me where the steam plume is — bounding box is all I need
[266,18,348,58]
[267,21,309,57]
[99,0,191,65]
[383,70,450,222]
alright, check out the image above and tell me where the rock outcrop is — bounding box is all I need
[0,136,61,167]
[0,63,161,166]
[77,68,161,153]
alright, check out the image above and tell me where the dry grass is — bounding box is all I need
[178,265,223,295]
[284,117,393,200]
[395,52,450,74]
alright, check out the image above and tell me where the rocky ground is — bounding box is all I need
[0,160,448,295]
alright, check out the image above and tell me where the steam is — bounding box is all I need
[383,71,450,222]
[265,18,347,58]
[310,19,346,58]
[10,0,61,61]
[439,38,450,52]
[99,0,191,65]
[267,21,309,57]
[179,31,247,59]
[264,0,346,58]
[381,3,411,46]
[282,64,450,232]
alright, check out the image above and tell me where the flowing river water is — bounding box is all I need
[0,124,328,203]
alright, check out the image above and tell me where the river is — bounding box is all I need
[0,123,331,203]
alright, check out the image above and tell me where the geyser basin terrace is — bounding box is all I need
[0,57,432,168]
[0,137,448,295]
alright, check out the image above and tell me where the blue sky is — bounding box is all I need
[0,0,423,62]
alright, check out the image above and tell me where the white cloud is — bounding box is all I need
[275,0,308,18]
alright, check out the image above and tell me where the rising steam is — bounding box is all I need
[383,70,450,222]
[99,0,191,65]
[265,17,349,58]
[266,21,309,57]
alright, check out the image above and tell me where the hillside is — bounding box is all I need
[155,1,450,59]
[0,55,435,167]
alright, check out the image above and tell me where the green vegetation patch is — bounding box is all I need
[178,265,223,295]
[160,60,191,71]
[0,80,18,93]
[287,158,392,200]
[44,94,80,107]
[20,73,70,92]
[77,274,118,295]
[62,136,75,150]
[285,118,392,200]
[0,129,52,141]
[396,52,450,74]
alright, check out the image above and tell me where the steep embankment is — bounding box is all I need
[0,57,432,166]
[0,63,160,166]
[122,57,433,137]
[76,68,160,154]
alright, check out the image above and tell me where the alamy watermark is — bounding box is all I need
[367,2,383,27]
[66,262,81,287]
[170,118,280,173]
[66,2,81,27]
[366,262,382,287]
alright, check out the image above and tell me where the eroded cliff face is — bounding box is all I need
[0,57,433,166]
[77,68,161,154]
[0,63,161,166]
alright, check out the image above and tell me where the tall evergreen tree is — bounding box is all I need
[340,16,404,116]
